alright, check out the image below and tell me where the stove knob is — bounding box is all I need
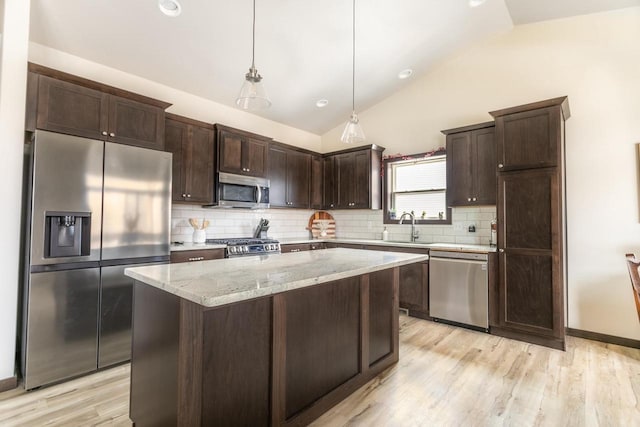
[229,247,235,254]
[244,245,249,253]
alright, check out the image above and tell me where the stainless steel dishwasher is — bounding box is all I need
[429,250,489,330]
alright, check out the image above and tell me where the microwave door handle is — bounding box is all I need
[255,184,262,203]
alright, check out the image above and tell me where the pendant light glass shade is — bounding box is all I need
[236,0,271,110]
[341,112,365,144]
[236,66,271,110]
[341,0,365,144]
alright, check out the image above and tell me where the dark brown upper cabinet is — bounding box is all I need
[268,143,311,208]
[489,96,570,351]
[165,114,215,204]
[27,64,170,151]
[310,155,323,210]
[325,145,384,210]
[323,156,336,209]
[442,121,496,207]
[492,98,569,172]
[215,124,271,178]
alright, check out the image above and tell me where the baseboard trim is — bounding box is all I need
[0,375,18,393]
[566,328,640,349]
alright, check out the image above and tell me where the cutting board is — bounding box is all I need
[307,211,336,239]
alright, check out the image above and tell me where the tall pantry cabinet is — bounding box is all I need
[489,97,570,350]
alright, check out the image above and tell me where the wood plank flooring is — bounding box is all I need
[1,315,639,426]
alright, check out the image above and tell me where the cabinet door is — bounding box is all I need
[310,155,323,210]
[352,150,371,208]
[497,168,563,342]
[496,106,560,171]
[268,146,288,207]
[335,153,355,209]
[36,75,108,140]
[243,137,268,177]
[287,151,310,208]
[218,131,244,174]
[108,95,165,150]
[399,262,428,313]
[446,132,473,206]
[165,119,188,202]
[473,127,497,205]
[186,126,214,204]
[323,156,336,209]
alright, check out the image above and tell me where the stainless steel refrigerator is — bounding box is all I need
[21,130,171,390]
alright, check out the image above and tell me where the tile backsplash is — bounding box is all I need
[171,205,496,245]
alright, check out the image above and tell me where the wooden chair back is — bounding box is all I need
[625,253,640,322]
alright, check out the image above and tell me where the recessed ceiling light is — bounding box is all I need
[158,0,182,17]
[468,0,487,7]
[316,99,329,108]
[398,69,413,79]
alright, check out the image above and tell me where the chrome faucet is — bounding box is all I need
[399,212,419,242]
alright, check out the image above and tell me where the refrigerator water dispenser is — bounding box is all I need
[44,211,91,258]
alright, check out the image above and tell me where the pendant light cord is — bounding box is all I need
[252,0,256,69]
[352,0,356,113]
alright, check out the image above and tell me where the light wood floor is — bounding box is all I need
[1,316,639,426]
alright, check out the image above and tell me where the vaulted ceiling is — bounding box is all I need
[29,0,640,134]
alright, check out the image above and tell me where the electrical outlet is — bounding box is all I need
[468,224,476,233]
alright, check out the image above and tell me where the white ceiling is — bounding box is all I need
[28,0,640,135]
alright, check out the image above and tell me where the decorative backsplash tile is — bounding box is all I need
[171,205,496,245]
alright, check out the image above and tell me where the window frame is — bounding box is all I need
[383,150,452,225]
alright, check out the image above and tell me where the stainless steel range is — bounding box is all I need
[206,238,281,258]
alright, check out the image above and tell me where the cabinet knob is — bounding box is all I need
[101,131,108,136]
[109,132,115,137]
[187,194,191,198]
[247,169,250,172]
[472,197,477,201]
[498,163,504,169]
[182,193,186,198]
[499,249,504,253]
[330,204,334,208]
[467,198,471,202]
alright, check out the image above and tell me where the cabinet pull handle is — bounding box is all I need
[499,249,504,253]
[291,249,300,252]
[109,132,115,137]
[498,163,504,168]
[188,256,204,261]
[101,131,108,136]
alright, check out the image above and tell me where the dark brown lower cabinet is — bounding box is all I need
[129,267,401,427]
[492,168,564,350]
[363,245,430,318]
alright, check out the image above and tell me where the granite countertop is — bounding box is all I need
[125,248,429,308]
[170,242,227,252]
[278,238,496,253]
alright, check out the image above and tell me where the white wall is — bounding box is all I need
[0,0,30,381]
[323,8,640,340]
[28,43,322,153]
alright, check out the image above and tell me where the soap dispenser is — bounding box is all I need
[382,227,389,241]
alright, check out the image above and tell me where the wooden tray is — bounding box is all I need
[307,211,336,239]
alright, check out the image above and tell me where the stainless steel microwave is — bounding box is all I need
[208,172,270,209]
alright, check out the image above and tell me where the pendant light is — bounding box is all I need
[340,0,365,144]
[236,0,271,110]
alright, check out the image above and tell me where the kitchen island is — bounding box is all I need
[125,248,429,427]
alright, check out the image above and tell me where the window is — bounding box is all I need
[383,152,451,224]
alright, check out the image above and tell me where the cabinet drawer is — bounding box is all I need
[281,243,311,253]
[170,249,225,263]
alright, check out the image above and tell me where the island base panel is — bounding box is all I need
[129,266,402,426]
